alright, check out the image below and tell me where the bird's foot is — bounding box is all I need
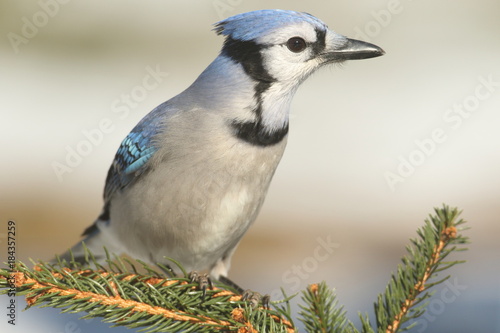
[188,272,269,308]
[242,289,271,309]
[188,271,213,297]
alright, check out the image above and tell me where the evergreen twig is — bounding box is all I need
[370,205,469,332]
[0,260,294,332]
[298,282,348,333]
[0,205,468,332]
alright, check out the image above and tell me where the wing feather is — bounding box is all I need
[102,102,173,203]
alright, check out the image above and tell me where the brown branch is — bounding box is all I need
[386,226,457,333]
[8,267,295,332]
[12,271,232,327]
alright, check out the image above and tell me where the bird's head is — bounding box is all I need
[214,9,384,86]
[182,9,385,146]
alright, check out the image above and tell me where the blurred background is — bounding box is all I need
[1,0,499,332]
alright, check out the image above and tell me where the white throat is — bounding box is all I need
[258,81,299,132]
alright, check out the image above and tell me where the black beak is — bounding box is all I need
[323,38,385,62]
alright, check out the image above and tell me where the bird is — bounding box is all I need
[54,9,384,280]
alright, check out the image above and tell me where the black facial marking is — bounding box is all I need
[311,28,327,56]
[221,37,274,117]
[221,37,276,85]
[221,37,288,146]
[231,120,288,146]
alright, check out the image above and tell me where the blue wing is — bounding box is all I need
[102,103,171,204]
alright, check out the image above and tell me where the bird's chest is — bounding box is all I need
[179,140,286,261]
[174,137,287,232]
[114,134,287,262]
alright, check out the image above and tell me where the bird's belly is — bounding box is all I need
[108,139,286,271]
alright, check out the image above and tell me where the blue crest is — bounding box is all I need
[214,9,327,41]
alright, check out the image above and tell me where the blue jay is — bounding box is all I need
[56,9,384,279]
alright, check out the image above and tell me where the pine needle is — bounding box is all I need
[0,205,468,333]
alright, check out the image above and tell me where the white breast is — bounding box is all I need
[106,109,287,272]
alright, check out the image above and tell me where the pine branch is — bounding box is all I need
[298,282,349,333]
[370,205,469,333]
[297,205,468,333]
[0,205,468,332]
[0,259,295,332]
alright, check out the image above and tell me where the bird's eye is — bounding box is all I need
[286,37,307,53]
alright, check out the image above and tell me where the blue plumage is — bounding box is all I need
[103,104,171,203]
[55,9,384,280]
[102,9,333,205]
[214,9,327,41]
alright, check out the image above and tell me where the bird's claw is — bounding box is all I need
[188,271,213,297]
[242,289,270,309]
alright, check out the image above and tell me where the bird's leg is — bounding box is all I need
[242,290,271,309]
[188,271,213,298]
[209,256,270,306]
[189,272,270,308]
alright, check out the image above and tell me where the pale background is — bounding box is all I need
[1,1,499,332]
